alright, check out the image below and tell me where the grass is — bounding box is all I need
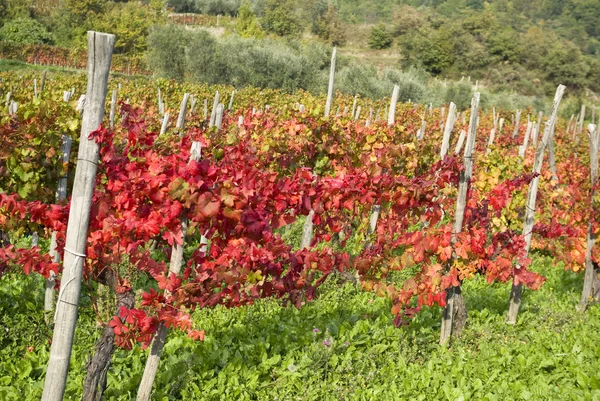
[1,253,600,400]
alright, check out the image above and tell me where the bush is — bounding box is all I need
[235,0,264,38]
[444,81,474,110]
[0,18,54,45]
[146,24,189,80]
[384,69,428,103]
[262,0,301,37]
[337,64,389,99]
[369,24,392,49]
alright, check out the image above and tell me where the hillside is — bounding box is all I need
[0,0,598,104]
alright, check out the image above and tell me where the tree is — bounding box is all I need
[96,2,166,54]
[369,23,392,49]
[235,0,264,38]
[146,24,188,80]
[0,17,54,44]
[262,0,301,37]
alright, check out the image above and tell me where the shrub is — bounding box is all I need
[146,24,189,80]
[0,18,54,45]
[384,69,428,103]
[369,23,392,49]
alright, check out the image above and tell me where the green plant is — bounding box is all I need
[0,18,54,45]
[368,23,392,49]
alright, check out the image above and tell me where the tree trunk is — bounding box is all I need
[82,271,135,401]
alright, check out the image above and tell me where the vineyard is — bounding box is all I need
[1,32,600,400]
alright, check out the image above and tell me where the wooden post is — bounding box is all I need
[486,128,496,155]
[387,85,400,126]
[109,89,117,129]
[512,109,522,138]
[440,92,480,346]
[215,104,224,130]
[301,210,315,249]
[351,94,358,119]
[519,121,533,158]
[454,130,466,155]
[137,142,202,401]
[579,123,600,311]
[566,114,575,135]
[209,92,220,127]
[441,102,456,159]
[41,70,47,93]
[41,31,114,401]
[324,47,336,118]
[8,100,17,116]
[160,113,169,135]
[228,90,235,111]
[355,106,361,121]
[157,88,164,116]
[46,135,73,322]
[506,85,566,325]
[76,95,86,113]
[189,95,197,115]
[31,232,39,247]
[440,107,446,131]
[176,93,190,132]
[533,112,543,148]
[203,99,208,120]
[417,119,427,140]
[578,105,586,137]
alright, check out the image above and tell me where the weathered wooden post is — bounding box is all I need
[40,70,47,93]
[41,31,114,401]
[454,130,467,155]
[507,85,566,325]
[440,92,480,346]
[324,47,336,118]
[301,210,315,249]
[512,109,522,138]
[578,104,586,137]
[215,104,224,130]
[387,85,400,126]
[160,113,170,135]
[109,89,117,129]
[519,120,533,158]
[157,88,165,116]
[176,93,190,133]
[228,90,235,111]
[533,112,543,148]
[45,135,73,322]
[579,123,600,311]
[440,102,457,159]
[209,91,220,127]
[355,106,361,121]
